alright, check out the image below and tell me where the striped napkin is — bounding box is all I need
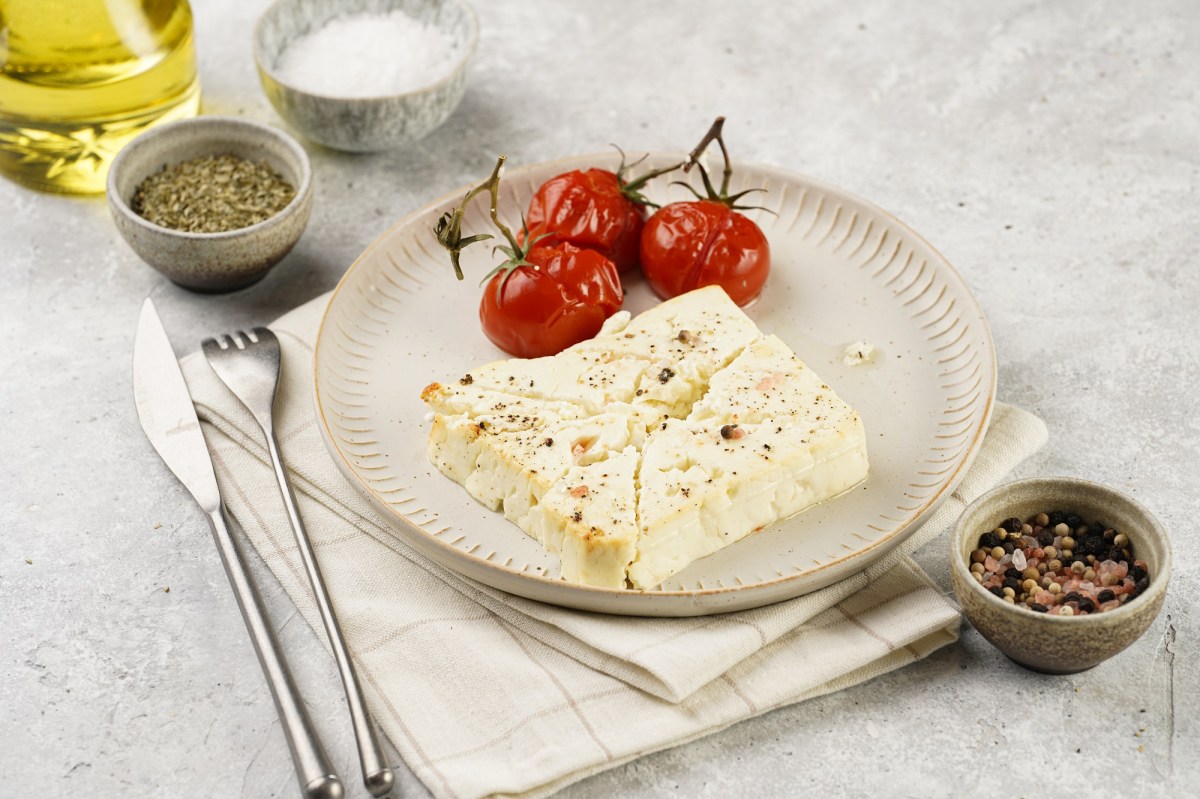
[182,293,1047,799]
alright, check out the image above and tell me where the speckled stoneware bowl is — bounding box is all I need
[951,477,1171,674]
[254,0,478,152]
[107,116,313,292]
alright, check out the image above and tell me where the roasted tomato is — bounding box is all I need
[437,156,627,358]
[640,200,769,306]
[441,155,628,357]
[479,242,623,358]
[524,155,681,273]
[525,169,643,273]
[639,117,770,306]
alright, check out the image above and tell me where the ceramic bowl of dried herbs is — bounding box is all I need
[107,115,313,292]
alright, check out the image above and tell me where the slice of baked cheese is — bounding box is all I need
[421,285,869,589]
[526,446,640,588]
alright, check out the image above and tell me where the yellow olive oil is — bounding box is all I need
[0,0,200,194]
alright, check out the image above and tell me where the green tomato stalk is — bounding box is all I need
[679,116,769,212]
[434,155,527,282]
[613,147,686,209]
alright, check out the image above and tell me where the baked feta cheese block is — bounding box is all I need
[421,286,869,589]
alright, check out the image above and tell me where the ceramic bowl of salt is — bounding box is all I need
[254,0,478,152]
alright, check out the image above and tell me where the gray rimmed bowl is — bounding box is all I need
[254,0,478,152]
[107,116,313,293]
[951,477,1171,674]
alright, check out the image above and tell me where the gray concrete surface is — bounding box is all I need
[2,0,1197,796]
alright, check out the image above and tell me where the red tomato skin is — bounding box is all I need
[479,243,624,358]
[524,169,645,273]
[639,200,770,306]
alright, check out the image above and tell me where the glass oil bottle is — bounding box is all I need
[0,0,200,194]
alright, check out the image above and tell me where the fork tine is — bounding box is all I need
[252,327,280,350]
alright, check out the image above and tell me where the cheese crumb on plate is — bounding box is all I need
[842,340,876,367]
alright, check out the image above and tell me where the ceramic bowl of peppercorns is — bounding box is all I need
[950,477,1171,674]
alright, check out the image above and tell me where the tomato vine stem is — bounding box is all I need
[676,116,772,213]
[435,155,525,280]
[614,146,685,208]
[684,116,732,196]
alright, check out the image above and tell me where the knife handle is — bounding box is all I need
[206,505,343,799]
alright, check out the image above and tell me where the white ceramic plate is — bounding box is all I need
[314,153,995,616]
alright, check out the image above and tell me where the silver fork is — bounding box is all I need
[203,328,395,798]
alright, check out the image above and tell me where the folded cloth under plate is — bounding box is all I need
[182,292,1047,799]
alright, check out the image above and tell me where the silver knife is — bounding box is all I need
[133,298,343,799]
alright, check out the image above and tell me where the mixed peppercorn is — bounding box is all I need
[970,511,1150,616]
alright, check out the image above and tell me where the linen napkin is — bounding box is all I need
[181,293,1047,799]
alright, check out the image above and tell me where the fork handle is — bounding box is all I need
[263,429,395,798]
[206,505,343,799]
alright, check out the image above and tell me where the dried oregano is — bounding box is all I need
[131,154,295,234]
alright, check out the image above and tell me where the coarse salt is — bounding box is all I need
[274,10,461,98]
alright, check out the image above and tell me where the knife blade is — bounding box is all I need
[133,299,222,512]
[132,298,343,799]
